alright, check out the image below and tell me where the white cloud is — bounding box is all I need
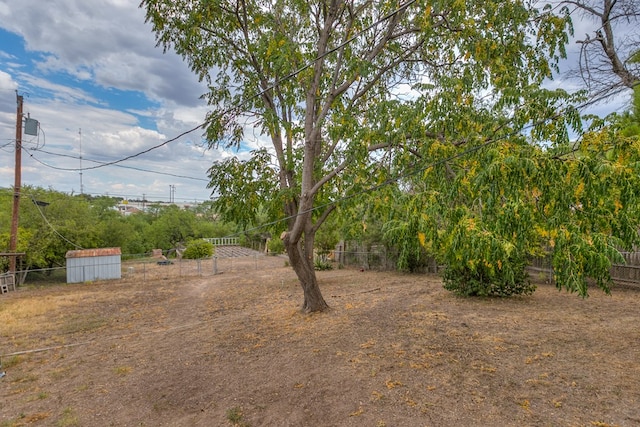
[1,0,205,107]
[0,0,222,201]
[18,73,99,104]
[1,0,632,202]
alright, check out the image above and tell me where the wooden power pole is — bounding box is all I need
[9,94,23,273]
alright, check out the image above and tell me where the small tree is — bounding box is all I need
[147,205,197,249]
[183,240,215,259]
[267,237,285,255]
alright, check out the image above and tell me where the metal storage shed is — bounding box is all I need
[66,247,122,284]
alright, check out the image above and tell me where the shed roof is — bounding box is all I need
[66,247,121,259]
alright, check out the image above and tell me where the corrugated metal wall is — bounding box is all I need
[66,252,121,283]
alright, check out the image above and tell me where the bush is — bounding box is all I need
[182,240,214,259]
[267,237,285,255]
[442,258,536,297]
[314,259,333,271]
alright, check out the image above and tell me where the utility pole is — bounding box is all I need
[9,94,23,273]
[79,128,84,194]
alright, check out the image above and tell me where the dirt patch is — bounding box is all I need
[1,256,639,426]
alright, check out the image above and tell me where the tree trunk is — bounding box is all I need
[285,237,329,313]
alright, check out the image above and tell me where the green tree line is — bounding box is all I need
[0,189,237,271]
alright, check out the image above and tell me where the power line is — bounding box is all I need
[78,123,206,170]
[53,0,417,172]
[5,186,211,204]
[24,191,83,250]
[24,147,209,182]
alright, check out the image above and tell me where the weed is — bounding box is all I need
[62,314,106,334]
[519,399,531,412]
[385,379,403,389]
[26,391,49,402]
[12,372,39,383]
[50,367,72,380]
[1,413,50,425]
[1,355,22,369]
[113,366,132,376]
[349,406,364,416]
[314,259,333,271]
[0,418,17,427]
[226,406,243,422]
[152,400,171,412]
[371,390,384,401]
[56,407,79,427]
[226,406,250,426]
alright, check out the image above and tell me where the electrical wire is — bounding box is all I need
[24,147,209,182]
[25,191,84,250]
[77,123,206,170]
[35,0,418,172]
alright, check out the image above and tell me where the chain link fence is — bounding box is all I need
[5,247,640,290]
[2,253,289,288]
[121,253,289,282]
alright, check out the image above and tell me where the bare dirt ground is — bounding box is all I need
[1,255,639,427]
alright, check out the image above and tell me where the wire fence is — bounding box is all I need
[4,247,401,289]
[2,253,290,288]
[4,247,640,291]
[121,253,289,282]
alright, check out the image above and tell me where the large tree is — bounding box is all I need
[141,0,572,311]
[387,120,640,297]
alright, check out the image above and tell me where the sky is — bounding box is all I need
[0,1,634,204]
[0,0,244,203]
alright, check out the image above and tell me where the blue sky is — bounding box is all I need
[0,0,240,203]
[0,1,634,203]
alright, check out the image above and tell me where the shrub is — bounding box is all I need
[267,237,285,255]
[182,240,214,259]
[314,259,333,271]
[442,257,536,297]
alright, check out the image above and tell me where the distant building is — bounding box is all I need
[116,203,143,216]
[115,200,200,215]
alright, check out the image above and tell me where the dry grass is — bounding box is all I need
[0,289,110,337]
[1,259,639,426]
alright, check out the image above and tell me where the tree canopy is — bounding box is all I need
[142,0,584,310]
[0,187,235,273]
